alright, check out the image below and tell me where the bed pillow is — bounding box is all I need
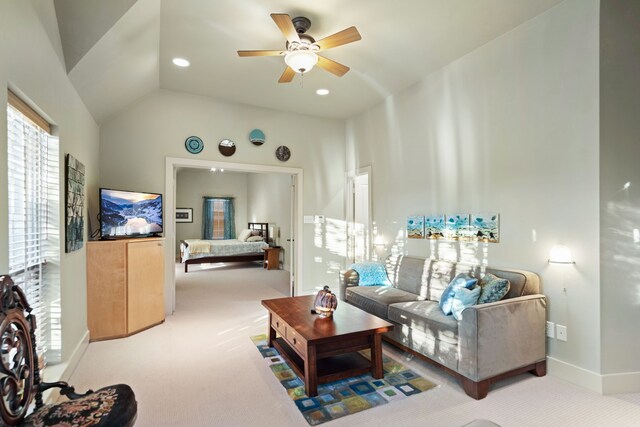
[439,274,478,315]
[237,229,252,241]
[350,262,392,287]
[246,235,264,242]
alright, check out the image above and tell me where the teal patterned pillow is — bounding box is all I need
[350,263,392,287]
[451,286,482,320]
[478,273,510,304]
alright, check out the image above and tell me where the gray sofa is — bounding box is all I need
[339,255,547,399]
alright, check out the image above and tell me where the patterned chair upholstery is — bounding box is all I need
[0,275,137,426]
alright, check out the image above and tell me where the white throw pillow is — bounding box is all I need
[246,235,264,242]
[237,229,252,241]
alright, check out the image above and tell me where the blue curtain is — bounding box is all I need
[202,197,235,240]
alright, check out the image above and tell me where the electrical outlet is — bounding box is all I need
[556,324,567,341]
[546,321,555,338]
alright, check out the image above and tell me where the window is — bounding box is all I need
[7,90,61,366]
[212,199,225,239]
[202,197,235,240]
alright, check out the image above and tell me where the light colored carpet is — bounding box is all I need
[67,262,640,426]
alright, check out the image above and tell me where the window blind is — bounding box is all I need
[7,103,61,366]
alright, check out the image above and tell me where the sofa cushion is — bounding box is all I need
[478,273,510,304]
[427,260,456,301]
[439,273,478,315]
[485,267,538,298]
[346,286,421,319]
[388,300,459,344]
[385,256,431,298]
[350,262,392,286]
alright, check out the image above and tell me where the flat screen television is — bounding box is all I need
[99,188,163,239]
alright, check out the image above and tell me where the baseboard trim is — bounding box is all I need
[43,330,90,403]
[601,370,640,394]
[547,356,602,393]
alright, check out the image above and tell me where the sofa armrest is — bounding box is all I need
[458,294,547,381]
[339,269,360,301]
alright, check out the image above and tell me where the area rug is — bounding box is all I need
[251,335,438,425]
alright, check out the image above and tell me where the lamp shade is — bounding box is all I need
[284,50,318,74]
[549,245,575,264]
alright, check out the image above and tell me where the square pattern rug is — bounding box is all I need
[251,335,438,425]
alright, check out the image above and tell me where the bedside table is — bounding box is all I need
[263,247,281,270]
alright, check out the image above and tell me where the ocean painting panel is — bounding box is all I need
[470,213,500,243]
[407,216,425,239]
[444,214,470,240]
[425,215,445,239]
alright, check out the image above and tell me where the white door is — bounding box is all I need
[348,168,371,264]
[289,174,297,296]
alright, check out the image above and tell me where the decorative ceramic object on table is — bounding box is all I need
[313,286,338,318]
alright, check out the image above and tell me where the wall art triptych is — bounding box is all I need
[407,213,500,243]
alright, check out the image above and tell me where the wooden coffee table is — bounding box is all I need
[261,295,394,397]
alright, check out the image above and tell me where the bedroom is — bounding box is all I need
[175,167,293,276]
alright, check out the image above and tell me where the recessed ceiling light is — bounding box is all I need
[316,88,330,96]
[172,58,190,67]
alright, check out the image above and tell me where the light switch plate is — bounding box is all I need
[556,324,567,341]
[546,321,555,338]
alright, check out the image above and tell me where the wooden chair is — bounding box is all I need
[0,275,137,426]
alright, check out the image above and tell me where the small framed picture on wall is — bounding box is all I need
[176,207,193,223]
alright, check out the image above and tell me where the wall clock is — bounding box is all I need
[275,145,291,162]
[249,129,266,146]
[185,136,204,154]
[219,139,236,156]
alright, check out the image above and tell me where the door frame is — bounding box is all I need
[346,165,372,264]
[164,157,304,315]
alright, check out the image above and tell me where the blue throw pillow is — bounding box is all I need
[451,286,482,320]
[478,273,510,304]
[350,262,392,287]
[439,274,478,315]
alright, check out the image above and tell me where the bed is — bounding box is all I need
[180,222,270,272]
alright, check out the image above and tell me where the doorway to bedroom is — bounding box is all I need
[164,157,303,314]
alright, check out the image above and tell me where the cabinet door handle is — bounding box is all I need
[293,337,297,345]
[276,321,279,328]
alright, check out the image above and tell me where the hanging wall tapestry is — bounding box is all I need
[65,154,85,253]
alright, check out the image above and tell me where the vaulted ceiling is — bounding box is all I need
[53,0,564,124]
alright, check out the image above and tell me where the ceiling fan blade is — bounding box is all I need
[317,56,350,77]
[237,50,285,57]
[271,13,300,44]
[278,67,296,83]
[315,26,361,50]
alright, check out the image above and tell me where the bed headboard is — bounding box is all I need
[248,222,269,244]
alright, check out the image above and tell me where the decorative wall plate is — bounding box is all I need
[249,129,266,146]
[185,136,204,154]
[275,145,291,162]
[219,139,236,156]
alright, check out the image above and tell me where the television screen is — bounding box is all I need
[100,188,163,238]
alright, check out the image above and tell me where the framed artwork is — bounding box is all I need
[176,207,193,223]
[65,154,85,253]
[407,216,425,239]
[425,215,445,239]
[444,214,470,240]
[470,213,500,243]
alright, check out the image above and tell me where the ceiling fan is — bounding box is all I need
[237,14,361,83]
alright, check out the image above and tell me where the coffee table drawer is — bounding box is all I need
[271,315,287,337]
[285,327,307,356]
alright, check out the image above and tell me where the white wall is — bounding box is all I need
[175,169,248,250]
[346,0,601,387]
[247,172,292,270]
[99,89,345,294]
[599,0,640,393]
[0,1,99,376]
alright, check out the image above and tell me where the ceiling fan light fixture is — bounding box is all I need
[284,50,318,74]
